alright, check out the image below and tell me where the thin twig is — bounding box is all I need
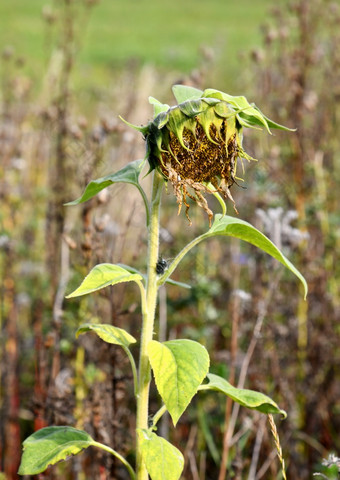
[255,449,278,479]
[183,425,198,475]
[51,233,70,381]
[218,240,241,480]
[52,234,70,327]
[228,271,283,451]
[199,451,206,480]
[247,415,267,480]
[188,451,200,480]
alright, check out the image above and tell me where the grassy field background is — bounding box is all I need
[0,0,279,92]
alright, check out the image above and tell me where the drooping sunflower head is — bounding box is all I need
[123,85,292,225]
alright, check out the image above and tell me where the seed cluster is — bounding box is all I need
[159,121,240,225]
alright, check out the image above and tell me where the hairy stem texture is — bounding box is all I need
[136,171,163,480]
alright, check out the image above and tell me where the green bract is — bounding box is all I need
[122,85,293,224]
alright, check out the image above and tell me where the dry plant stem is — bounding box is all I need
[184,425,198,475]
[255,450,278,479]
[247,415,267,480]
[188,451,200,480]
[221,270,282,473]
[136,171,163,480]
[218,241,241,480]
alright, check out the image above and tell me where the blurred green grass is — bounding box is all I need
[0,0,277,91]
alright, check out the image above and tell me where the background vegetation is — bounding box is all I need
[0,0,339,479]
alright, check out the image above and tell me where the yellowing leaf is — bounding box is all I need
[66,263,143,298]
[76,323,136,347]
[148,339,210,425]
[138,429,184,480]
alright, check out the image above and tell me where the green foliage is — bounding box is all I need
[137,430,184,480]
[65,159,145,206]
[207,215,308,298]
[201,374,286,417]
[66,263,143,298]
[171,85,203,103]
[76,322,138,395]
[160,214,308,299]
[18,427,96,475]
[19,426,136,479]
[172,85,294,134]
[76,323,136,347]
[170,85,292,133]
[203,88,294,133]
[148,339,210,425]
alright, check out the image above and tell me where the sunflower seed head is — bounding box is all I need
[122,85,292,225]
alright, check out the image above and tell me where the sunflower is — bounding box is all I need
[122,85,292,225]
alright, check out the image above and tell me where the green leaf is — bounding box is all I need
[202,374,287,417]
[114,264,191,289]
[18,427,96,475]
[203,88,293,133]
[204,89,253,112]
[119,116,149,134]
[116,263,144,276]
[65,159,145,206]
[154,110,170,129]
[66,264,143,298]
[148,339,210,425]
[207,215,308,298]
[202,97,220,106]
[76,323,136,347]
[164,278,191,289]
[149,96,170,116]
[238,106,295,132]
[137,429,184,480]
[236,113,263,130]
[213,101,234,118]
[178,99,206,117]
[172,84,203,104]
[167,107,193,150]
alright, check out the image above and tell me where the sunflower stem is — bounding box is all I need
[136,171,163,480]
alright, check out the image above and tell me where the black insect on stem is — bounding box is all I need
[156,258,168,275]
